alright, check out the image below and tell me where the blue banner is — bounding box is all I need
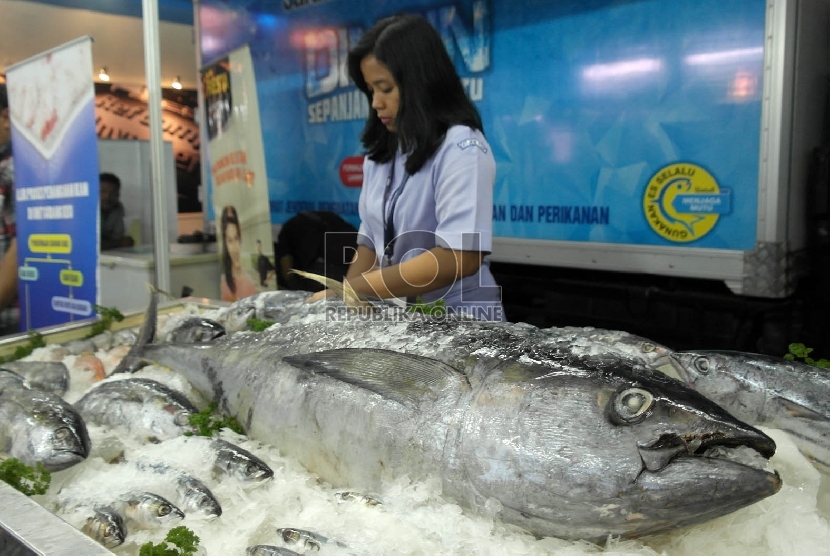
[199,0,764,250]
[5,37,100,330]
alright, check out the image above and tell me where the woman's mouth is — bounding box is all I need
[379,117,393,126]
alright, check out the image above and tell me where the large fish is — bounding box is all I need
[128,302,781,541]
[74,378,198,442]
[0,369,90,471]
[667,350,830,473]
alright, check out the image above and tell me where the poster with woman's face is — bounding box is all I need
[202,47,273,301]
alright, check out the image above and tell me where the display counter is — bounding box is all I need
[99,246,221,313]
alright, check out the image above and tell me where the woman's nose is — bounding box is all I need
[372,95,384,110]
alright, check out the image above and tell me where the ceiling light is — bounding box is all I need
[171,76,182,90]
[98,67,110,82]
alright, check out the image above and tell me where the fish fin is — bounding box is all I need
[288,270,371,308]
[778,398,826,421]
[111,288,158,374]
[283,348,468,407]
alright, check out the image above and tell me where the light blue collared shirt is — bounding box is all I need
[357,126,504,321]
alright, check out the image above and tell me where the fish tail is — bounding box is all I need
[111,285,158,374]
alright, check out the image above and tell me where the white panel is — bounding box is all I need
[491,238,746,282]
[757,0,797,243]
[98,139,178,245]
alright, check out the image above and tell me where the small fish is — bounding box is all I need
[247,546,302,556]
[0,371,90,471]
[540,326,675,371]
[131,436,274,483]
[63,339,98,356]
[0,361,70,396]
[212,437,273,482]
[57,490,184,530]
[334,491,383,507]
[120,491,185,528]
[216,290,322,333]
[276,527,328,551]
[667,350,830,472]
[160,316,226,344]
[111,328,139,347]
[74,378,197,442]
[89,330,114,352]
[81,508,127,549]
[132,460,222,519]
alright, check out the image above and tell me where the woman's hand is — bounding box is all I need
[306,289,336,303]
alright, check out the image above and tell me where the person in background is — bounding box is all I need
[220,205,258,302]
[255,239,275,287]
[100,172,134,250]
[308,14,504,320]
[275,210,357,291]
[0,83,19,334]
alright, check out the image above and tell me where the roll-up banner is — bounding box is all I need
[201,45,274,302]
[198,0,765,250]
[5,36,100,331]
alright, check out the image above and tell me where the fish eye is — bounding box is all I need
[158,504,172,516]
[175,413,191,426]
[613,388,654,423]
[280,529,300,543]
[693,356,710,374]
[641,343,656,353]
[53,427,70,441]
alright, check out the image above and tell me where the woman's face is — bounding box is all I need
[225,223,241,266]
[360,55,399,131]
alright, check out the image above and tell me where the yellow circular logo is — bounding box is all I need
[643,163,724,243]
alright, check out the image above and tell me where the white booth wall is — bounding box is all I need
[98,139,177,245]
[97,139,220,312]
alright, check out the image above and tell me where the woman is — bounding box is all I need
[219,205,258,302]
[309,14,503,321]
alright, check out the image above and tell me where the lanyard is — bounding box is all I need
[382,157,410,267]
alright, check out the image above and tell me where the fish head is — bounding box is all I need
[81,509,126,549]
[665,351,769,419]
[123,492,184,526]
[607,374,776,471]
[28,399,90,471]
[230,454,274,483]
[667,351,721,386]
[176,477,223,519]
[218,304,257,333]
[459,360,781,540]
[276,528,322,551]
[611,335,675,369]
[213,440,275,482]
[164,317,227,343]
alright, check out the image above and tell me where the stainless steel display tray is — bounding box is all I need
[0,481,115,556]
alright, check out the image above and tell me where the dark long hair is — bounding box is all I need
[347,14,483,175]
[221,205,240,293]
